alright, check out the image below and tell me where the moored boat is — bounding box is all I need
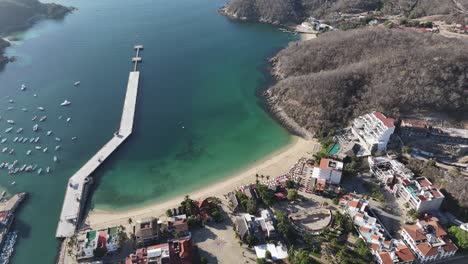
[60,100,71,106]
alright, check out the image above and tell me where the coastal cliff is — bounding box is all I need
[0,0,73,69]
[221,0,466,25]
[265,27,468,135]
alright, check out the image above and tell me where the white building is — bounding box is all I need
[312,158,343,185]
[254,243,288,260]
[352,112,395,153]
[401,218,458,263]
[346,198,416,264]
[236,210,276,240]
[395,177,444,213]
[76,227,122,259]
[368,156,414,186]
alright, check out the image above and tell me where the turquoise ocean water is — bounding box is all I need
[0,0,293,262]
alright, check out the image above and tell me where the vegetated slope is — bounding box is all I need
[267,28,467,133]
[0,0,72,34]
[0,0,72,69]
[222,0,467,25]
[221,0,382,24]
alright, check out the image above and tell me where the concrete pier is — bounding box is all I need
[56,45,143,238]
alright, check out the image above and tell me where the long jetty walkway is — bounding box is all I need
[56,45,144,238]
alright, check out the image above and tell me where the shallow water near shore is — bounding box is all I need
[0,0,292,262]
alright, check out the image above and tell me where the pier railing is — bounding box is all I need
[56,45,144,238]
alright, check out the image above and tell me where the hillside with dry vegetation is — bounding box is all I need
[221,0,467,25]
[266,27,468,134]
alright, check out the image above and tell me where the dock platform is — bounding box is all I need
[56,45,143,238]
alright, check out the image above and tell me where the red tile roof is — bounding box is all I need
[370,243,380,252]
[374,112,395,128]
[417,178,432,187]
[417,243,439,257]
[348,200,361,209]
[395,246,415,262]
[360,226,371,233]
[401,119,427,128]
[379,251,394,264]
[443,238,459,253]
[431,190,443,198]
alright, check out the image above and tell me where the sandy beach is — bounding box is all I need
[84,136,319,229]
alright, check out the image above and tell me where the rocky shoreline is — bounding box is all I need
[264,90,313,140]
[0,0,74,70]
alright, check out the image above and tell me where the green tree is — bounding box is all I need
[288,189,298,201]
[246,234,257,247]
[256,258,267,264]
[166,209,173,217]
[200,256,209,264]
[286,179,295,188]
[212,209,223,222]
[408,209,421,220]
[449,226,468,251]
[257,184,274,206]
[276,211,294,242]
[265,250,272,260]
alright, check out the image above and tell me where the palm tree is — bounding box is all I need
[128,218,133,225]
[266,175,270,180]
[260,175,265,180]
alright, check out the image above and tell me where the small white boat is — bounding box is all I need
[37,168,42,174]
[66,117,71,122]
[33,94,37,97]
[58,115,62,120]
[7,106,14,111]
[43,147,48,153]
[7,120,14,124]
[74,81,81,86]
[22,138,28,143]
[21,108,28,112]
[9,149,14,154]
[29,138,35,143]
[37,106,44,111]
[21,84,27,91]
[8,99,14,103]
[55,137,61,142]
[11,181,15,186]
[55,145,61,151]
[16,128,23,133]
[4,127,13,133]
[13,137,18,142]
[72,137,78,140]
[1,138,7,143]
[46,131,52,136]
[60,100,71,106]
[34,137,40,143]
[26,150,31,155]
[53,156,58,162]
[35,146,41,150]
[2,147,7,153]
[46,167,50,173]
[33,124,38,132]
[39,116,47,122]
[32,116,37,121]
